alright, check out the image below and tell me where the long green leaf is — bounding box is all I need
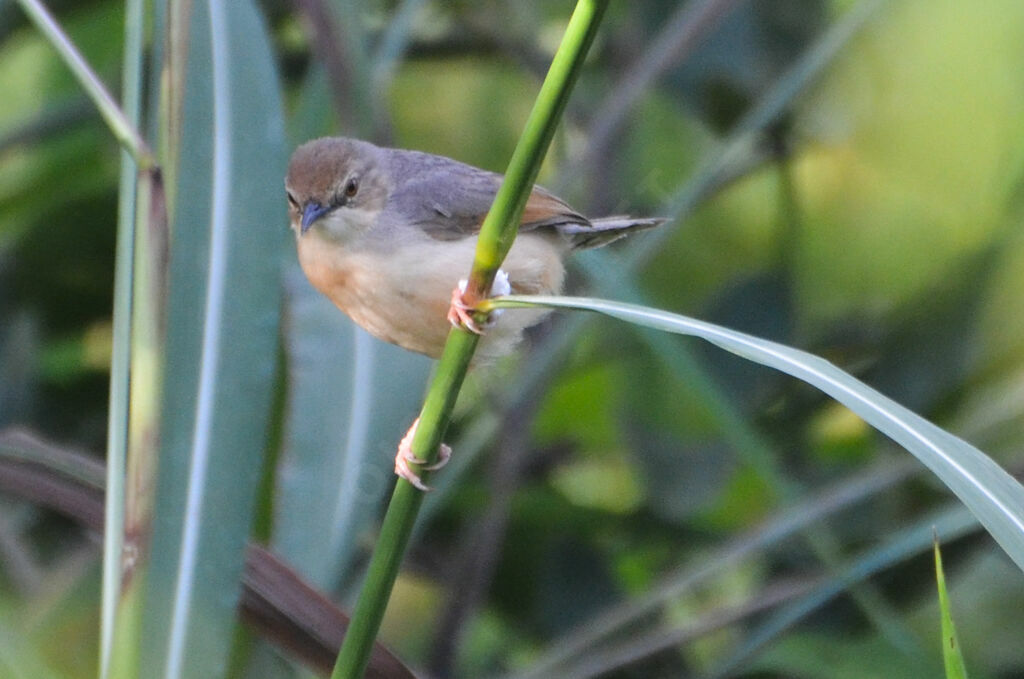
[138,1,287,677]
[485,295,1024,574]
[275,269,430,590]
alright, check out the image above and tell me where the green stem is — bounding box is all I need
[467,0,608,299]
[100,0,145,675]
[330,2,609,677]
[14,0,156,169]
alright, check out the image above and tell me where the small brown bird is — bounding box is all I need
[285,136,664,488]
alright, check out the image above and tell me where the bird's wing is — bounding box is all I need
[520,185,591,233]
[388,150,589,241]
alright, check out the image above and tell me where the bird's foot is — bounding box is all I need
[447,283,483,334]
[446,269,511,334]
[394,417,452,492]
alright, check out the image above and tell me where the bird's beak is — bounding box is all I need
[300,202,329,235]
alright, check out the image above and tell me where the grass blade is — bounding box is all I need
[137,1,287,677]
[486,295,1024,574]
[274,272,359,588]
[13,0,154,168]
[275,270,430,589]
[934,537,969,679]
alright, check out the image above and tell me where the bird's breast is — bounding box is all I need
[295,232,565,359]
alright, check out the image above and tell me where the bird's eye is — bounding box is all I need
[344,177,359,198]
[286,190,299,209]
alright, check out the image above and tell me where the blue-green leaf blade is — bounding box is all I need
[140,1,287,677]
[274,269,430,589]
[490,295,1024,574]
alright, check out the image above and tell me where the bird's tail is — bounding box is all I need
[560,216,667,250]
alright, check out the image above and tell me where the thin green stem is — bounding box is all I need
[330,2,609,677]
[14,0,155,169]
[467,0,609,299]
[100,0,145,675]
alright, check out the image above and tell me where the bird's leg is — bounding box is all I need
[394,417,452,492]
[447,269,511,334]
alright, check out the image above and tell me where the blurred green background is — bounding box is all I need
[2,0,1024,677]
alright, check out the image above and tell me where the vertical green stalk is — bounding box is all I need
[465,0,607,298]
[101,0,146,675]
[330,2,609,677]
[107,166,166,679]
[12,0,165,676]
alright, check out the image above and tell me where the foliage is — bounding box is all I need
[2,1,1024,678]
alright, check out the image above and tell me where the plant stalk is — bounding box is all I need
[14,0,156,169]
[330,1,609,677]
[100,0,146,674]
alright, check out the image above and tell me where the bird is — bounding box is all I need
[285,136,665,489]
